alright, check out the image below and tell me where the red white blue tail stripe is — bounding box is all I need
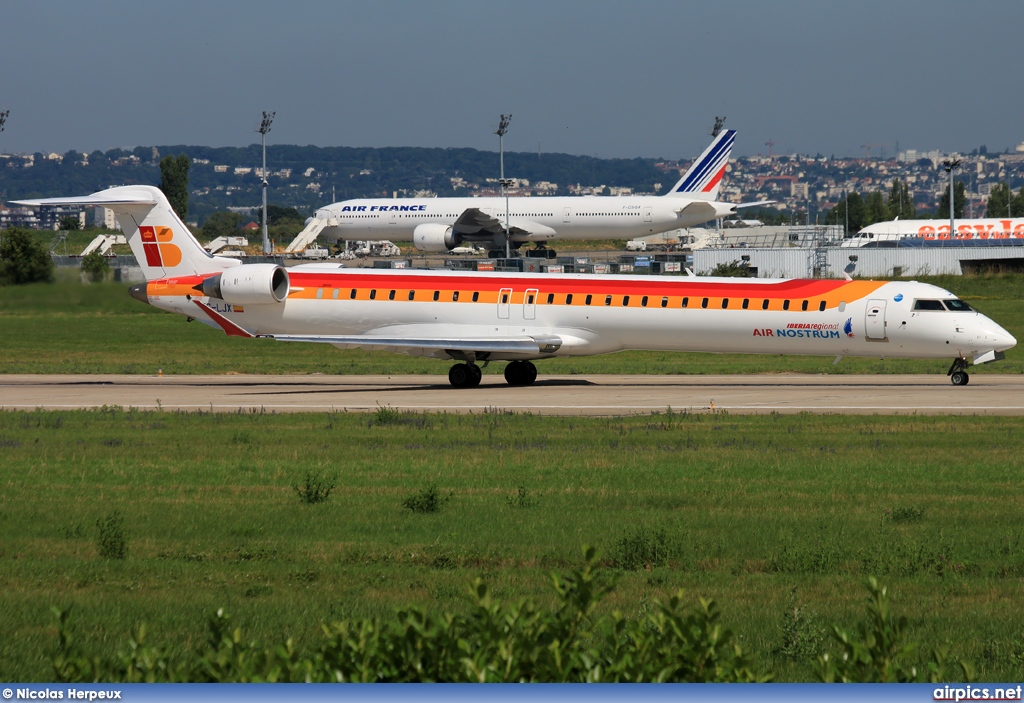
[670,129,736,197]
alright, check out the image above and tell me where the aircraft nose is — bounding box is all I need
[983,319,1016,351]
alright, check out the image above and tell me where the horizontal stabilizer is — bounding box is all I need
[10,189,160,208]
[735,200,776,209]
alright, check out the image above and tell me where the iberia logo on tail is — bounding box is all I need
[139,226,182,267]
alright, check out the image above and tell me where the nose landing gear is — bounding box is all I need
[448,363,482,388]
[947,358,970,386]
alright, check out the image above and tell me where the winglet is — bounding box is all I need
[192,300,255,338]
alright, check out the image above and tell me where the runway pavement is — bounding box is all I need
[1,374,1023,415]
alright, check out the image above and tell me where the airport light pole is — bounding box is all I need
[495,114,512,259]
[942,157,962,240]
[258,111,275,255]
[0,110,8,248]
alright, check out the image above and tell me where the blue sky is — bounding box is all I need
[2,0,1022,159]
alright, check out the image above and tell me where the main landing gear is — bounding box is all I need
[947,358,970,386]
[504,360,538,386]
[448,363,483,388]
[447,361,539,388]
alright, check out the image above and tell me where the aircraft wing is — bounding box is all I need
[269,333,563,358]
[452,208,550,237]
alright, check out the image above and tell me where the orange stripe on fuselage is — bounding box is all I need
[149,271,887,312]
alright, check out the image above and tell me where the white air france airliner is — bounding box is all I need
[298,130,763,253]
[14,186,1016,388]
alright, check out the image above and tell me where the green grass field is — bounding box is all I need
[2,409,1024,680]
[1,273,1023,375]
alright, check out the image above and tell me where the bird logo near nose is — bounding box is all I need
[843,318,854,338]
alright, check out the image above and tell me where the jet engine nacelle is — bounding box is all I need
[412,223,459,252]
[202,264,290,305]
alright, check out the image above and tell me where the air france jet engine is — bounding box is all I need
[412,223,460,252]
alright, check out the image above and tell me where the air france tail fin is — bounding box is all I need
[10,185,238,280]
[665,129,736,201]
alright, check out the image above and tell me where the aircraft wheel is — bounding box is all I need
[951,371,970,386]
[504,361,538,386]
[522,361,538,385]
[468,364,483,387]
[504,361,524,386]
[449,364,471,388]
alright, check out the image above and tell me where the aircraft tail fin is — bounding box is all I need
[665,129,736,201]
[10,185,238,280]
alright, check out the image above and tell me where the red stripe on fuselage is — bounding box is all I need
[286,271,849,299]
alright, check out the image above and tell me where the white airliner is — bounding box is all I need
[295,129,765,253]
[843,217,1024,247]
[14,186,1016,387]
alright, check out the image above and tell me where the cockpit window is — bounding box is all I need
[943,299,973,312]
[913,299,945,311]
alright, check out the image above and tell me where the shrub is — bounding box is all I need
[96,510,127,559]
[611,526,676,570]
[402,484,451,514]
[294,471,336,504]
[885,506,925,524]
[81,251,111,282]
[0,227,55,285]
[707,260,752,278]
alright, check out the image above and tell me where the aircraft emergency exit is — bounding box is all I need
[293,130,767,253]
[12,186,1016,388]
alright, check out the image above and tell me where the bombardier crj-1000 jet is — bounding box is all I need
[293,129,763,254]
[14,186,1016,388]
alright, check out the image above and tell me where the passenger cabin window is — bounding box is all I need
[501,293,509,304]
[433,291,440,301]
[943,299,973,312]
[641,296,648,307]
[332,289,339,300]
[914,299,945,311]
[661,297,668,308]
[742,298,749,309]
[818,300,826,312]
[783,300,790,311]
[388,290,395,300]
[473,292,480,302]
[605,295,612,306]
[623,295,630,306]
[585,294,592,305]
[682,297,689,308]
[408,290,415,301]
[528,294,535,304]
[452,291,459,302]
[701,297,709,309]
[546,293,554,304]
[762,299,769,310]
[566,294,573,305]
[350,289,357,299]
[369,289,377,300]
[722,298,729,309]
[801,300,808,311]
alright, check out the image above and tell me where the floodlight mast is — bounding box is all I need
[495,114,512,258]
[942,157,962,242]
[0,110,8,247]
[258,111,275,255]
